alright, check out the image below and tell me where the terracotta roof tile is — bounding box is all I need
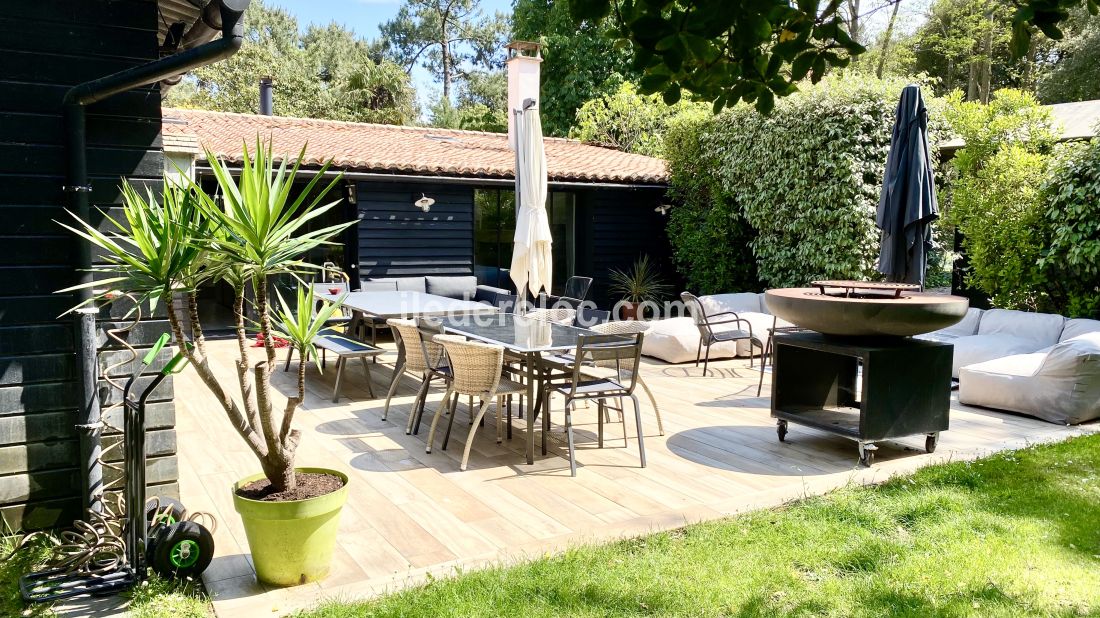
[162,108,669,185]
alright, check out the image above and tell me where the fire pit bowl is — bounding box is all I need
[765,282,969,338]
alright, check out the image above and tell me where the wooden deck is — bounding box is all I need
[175,337,1092,616]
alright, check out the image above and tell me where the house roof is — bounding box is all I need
[162,108,670,186]
[940,98,1100,151]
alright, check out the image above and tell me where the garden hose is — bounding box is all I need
[2,295,215,576]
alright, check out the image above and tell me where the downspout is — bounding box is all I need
[63,0,250,513]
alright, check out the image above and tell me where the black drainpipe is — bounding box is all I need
[63,0,250,513]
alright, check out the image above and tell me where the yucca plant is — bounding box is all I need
[63,138,355,492]
[271,285,344,436]
[609,255,671,304]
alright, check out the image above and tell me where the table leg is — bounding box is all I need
[525,352,535,465]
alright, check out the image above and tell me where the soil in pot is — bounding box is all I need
[236,472,343,502]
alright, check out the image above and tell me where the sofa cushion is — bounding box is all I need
[951,333,1047,378]
[976,308,1065,348]
[960,335,1100,424]
[425,275,477,299]
[700,293,762,315]
[369,276,426,293]
[1060,318,1100,342]
[916,307,984,343]
[640,317,739,364]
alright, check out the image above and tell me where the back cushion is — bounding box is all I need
[936,307,984,338]
[700,293,761,315]
[426,275,478,299]
[1060,318,1100,342]
[976,309,1065,347]
[370,277,426,293]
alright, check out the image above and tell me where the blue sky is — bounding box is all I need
[269,0,514,109]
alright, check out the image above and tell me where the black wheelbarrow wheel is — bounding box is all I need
[149,521,214,579]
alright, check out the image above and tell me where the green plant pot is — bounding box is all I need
[232,467,349,587]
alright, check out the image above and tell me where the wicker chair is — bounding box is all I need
[426,335,526,471]
[525,307,577,325]
[383,319,448,433]
[545,332,647,476]
[681,291,764,377]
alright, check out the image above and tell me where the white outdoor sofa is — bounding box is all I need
[641,293,789,364]
[919,309,1100,425]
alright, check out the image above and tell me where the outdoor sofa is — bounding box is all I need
[918,309,1100,425]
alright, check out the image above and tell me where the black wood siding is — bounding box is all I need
[577,188,678,309]
[0,0,177,530]
[356,181,475,279]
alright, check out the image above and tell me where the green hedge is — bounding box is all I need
[666,75,947,292]
[1040,138,1100,318]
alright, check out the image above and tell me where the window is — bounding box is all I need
[474,188,575,293]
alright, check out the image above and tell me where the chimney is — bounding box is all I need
[259,76,273,115]
[506,41,542,149]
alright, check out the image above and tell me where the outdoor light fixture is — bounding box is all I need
[414,193,435,212]
[654,204,672,216]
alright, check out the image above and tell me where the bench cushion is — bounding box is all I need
[1060,318,1100,342]
[425,275,478,299]
[700,293,762,315]
[368,276,427,293]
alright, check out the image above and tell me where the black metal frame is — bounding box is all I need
[21,336,191,603]
[681,292,764,376]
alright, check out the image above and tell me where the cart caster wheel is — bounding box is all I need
[925,433,939,454]
[858,443,877,467]
[146,497,187,529]
[777,420,788,442]
[149,521,214,579]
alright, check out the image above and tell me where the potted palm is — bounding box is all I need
[63,139,356,586]
[608,255,671,320]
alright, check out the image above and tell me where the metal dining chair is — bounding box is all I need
[545,332,647,476]
[574,306,611,328]
[563,276,593,302]
[425,335,527,471]
[681,291,764,377]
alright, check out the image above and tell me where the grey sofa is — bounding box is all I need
[920,310,1100,424]
[364,275,514,308]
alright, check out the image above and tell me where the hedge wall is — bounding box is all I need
[665,74,947,293]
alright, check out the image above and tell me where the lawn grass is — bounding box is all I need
[297,433,1100,618]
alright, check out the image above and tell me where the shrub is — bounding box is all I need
[570,82,707,157]
[944,89,1059,311]
[1040,137,1100,318]
[666,74,946,290]
[947,145,1052,310]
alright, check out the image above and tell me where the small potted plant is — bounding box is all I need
[64,139,356,586]
[608,255,671,320]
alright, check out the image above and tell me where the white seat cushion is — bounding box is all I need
[640,317,739,364]
[960,334,1100,424]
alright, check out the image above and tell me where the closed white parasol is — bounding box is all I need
[509,99,551,309]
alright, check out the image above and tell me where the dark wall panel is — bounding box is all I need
[578,188,676,309]
[0,0,175,531]
[356,181,475,280]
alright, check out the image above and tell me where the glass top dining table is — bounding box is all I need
[431,313,596,464]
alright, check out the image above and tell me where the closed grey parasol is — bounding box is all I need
[876,84,938,288]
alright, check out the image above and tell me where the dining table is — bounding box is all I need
[433,313,598,465]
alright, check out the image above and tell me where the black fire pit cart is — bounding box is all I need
[770,331,952,466]
[21,334,215,602]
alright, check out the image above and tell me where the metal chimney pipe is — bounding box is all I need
[259,76,274,115]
